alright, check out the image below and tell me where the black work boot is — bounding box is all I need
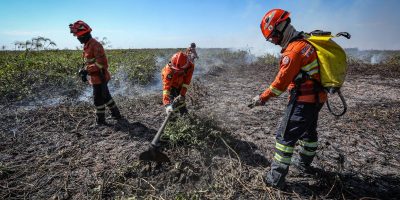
[108,106,122,120]
[292,156,318,176]
[297,164,317,175]
[95,113,108,126]
[264,161,289,190]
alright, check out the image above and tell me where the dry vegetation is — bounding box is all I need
[0,49,399,199]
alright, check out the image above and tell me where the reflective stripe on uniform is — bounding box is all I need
[105,99,114,106]
[269,85,283,96]
[275,142,294,154]
[163,90,170,95]
[301,59,318,72]
[175,102,186,110]
[96,109,106,114]
[96,105,106,110]
[308,69,319,76]
[95,62,104,69]
[299,140,318,148]
[274,153,292,164]
[182,84,189,89]
[300,148,316,156]
[85,57,96,63]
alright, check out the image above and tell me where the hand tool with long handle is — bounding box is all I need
[151,111,173,147]
[139,101,178,162]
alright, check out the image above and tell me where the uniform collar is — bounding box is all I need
[84,38,96,48]
[281,31,304,52]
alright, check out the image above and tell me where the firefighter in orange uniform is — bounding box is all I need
[69,20,122,126]
[250,9,327,189]
[185,42,199,63]
[162,52,194,115]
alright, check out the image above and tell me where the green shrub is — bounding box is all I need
[163,114,221,147]
[257,53,279,66]
[385,53,400,66]
[0,49,164,102]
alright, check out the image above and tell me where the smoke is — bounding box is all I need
[193,49,224,76]
[78,87,92,102]
[11,49,258,108]
[74,49,258,102]
[346,48,388,64]
[235,48,257,64]
[370,53,385,65]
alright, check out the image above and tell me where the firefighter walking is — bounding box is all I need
[250,9,327,189]
[162,52,194,115]
[69,20,122,126]
[185,42,199,63]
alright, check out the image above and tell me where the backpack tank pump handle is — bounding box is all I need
[336,32,351,39]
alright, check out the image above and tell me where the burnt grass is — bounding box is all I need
[1,61,400,199]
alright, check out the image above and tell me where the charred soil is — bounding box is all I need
[1,61,400,199]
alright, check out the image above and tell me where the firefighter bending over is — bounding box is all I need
[162,52,194,116]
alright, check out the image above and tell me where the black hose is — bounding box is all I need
[326,89,347,117]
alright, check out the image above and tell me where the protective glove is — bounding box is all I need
[78,68,88,82]
[248,95,264,108]
[165,105,173,114]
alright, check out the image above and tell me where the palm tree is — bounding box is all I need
[25,40,32,50]
[36,42,43,50]
[47,41,57,49]
[32,36,44,50]
[42,37,50,49]
[31,37,38,50]
[26,36,56,50]
[13,41,19,50]
[15,41,25,50]
[21,43,27,50]
[37,36,46,50]
[42,38,57,49]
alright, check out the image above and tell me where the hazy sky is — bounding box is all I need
[0,0,399,54]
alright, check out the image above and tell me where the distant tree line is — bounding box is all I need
[2,36,111,51]
[12,36,57,51]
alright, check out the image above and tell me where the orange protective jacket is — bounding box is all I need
[162,63,195,105]
[83,38,111,85]
[260,39,327,103]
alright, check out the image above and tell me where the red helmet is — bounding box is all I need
[169,52,189,71]
[69,20,92,37]
[260,9,290,41]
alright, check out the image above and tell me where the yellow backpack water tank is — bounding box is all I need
[305,32,349,90]
[306,31,351,116]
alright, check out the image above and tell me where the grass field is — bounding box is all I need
[1,48,400,199]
